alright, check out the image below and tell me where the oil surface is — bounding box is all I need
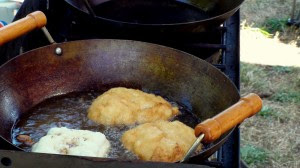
[12,90,200,159]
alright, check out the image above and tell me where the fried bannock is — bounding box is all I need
[121,120,200,162]
[87,87,179,125]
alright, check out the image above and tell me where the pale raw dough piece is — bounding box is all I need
[32,127,110,157]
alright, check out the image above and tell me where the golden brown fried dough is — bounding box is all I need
[16,134,35,146]
[87,87,179,125]
[121,121,200,162]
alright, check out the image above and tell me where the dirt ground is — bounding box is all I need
[240,28,300,67]
[239,0,300,167]
[240,63,300,168]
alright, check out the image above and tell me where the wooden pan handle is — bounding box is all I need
[0,11,47,46]
[195,93,262,143]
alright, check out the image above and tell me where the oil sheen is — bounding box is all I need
[12,90,200,160]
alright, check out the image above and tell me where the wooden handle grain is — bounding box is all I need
[195,93,262,143]
[0,11,47,46]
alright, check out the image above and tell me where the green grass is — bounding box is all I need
[258,106,289,122]
[241,63,300,100]
[271,90,300,103]
[257,28,273,38]
[240,63,269,92]
[258,106,275,118]
[241,144,269,165]
[271,66,293,73]
[261,18,288,35]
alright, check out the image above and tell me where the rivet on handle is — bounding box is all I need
[55,47,63,56]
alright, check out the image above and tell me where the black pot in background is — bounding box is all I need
[64,0,245,33]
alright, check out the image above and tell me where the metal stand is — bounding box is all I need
[288,0,300,26]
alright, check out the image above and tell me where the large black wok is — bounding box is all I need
[64,0,245,33]
[0,11,241,163]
